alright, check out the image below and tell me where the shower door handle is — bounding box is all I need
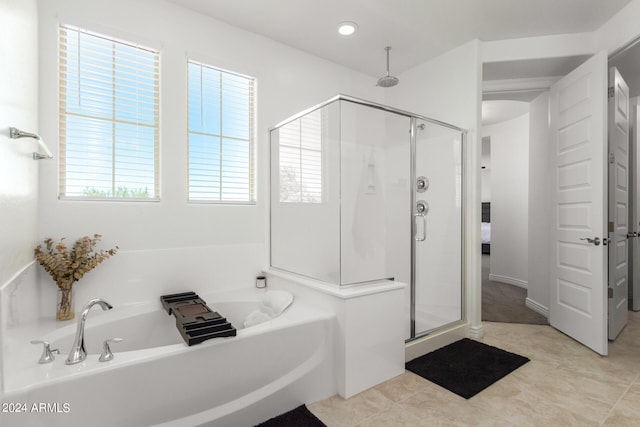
[414,213,426,241]
[414,201,428,242]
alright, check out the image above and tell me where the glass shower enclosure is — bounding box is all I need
[269,95,465,341]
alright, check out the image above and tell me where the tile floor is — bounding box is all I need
[308,311,640,426]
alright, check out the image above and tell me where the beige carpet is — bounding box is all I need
[482,255,548,325]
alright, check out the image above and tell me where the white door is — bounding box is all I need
[549,51,608,356]
[608,67,630,340]
[631,97,640,311]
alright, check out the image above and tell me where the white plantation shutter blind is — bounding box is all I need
[59,25,159,199]
[188,61,256,202]
[279,109,323,203]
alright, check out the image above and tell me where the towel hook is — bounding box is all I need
[9,127,54,160]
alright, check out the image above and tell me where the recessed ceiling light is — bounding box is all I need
[337,22,358,36]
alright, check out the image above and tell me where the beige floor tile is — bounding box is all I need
[310,313,640,427]
[560,352,639,383]
[603,381,640,426]
[476,386,602,426]
[352,403,427,427]
[373,371,431,403]
[396,388,491,426]
[483,324,594,366]
[308,388,394,427]
[532,364,630,406]
[603,410,640,426]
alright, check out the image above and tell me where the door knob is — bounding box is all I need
[580,237,601,246]
[627,232,638,238]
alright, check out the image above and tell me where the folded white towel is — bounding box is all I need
[244,310,273,328]
[261,290,294,317]
[243,290,294,328]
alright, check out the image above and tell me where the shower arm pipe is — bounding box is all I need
[9,127,54,160]
[385,46,391,77]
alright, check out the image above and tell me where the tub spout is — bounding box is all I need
[65,299,113,365]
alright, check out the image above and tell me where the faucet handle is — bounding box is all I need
[98,337,123,362]
[30,340,60,364]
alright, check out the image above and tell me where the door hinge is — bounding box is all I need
[608,86,615,99]
[609,221,615,232]
[609,152,615,164]
[608,288,613,299]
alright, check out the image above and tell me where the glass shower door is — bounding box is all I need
[412,119,463,337]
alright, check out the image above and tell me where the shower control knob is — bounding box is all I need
[416,176,429,193]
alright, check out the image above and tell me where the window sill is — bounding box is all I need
[58,196,161,203]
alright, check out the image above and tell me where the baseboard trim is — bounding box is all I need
[469,323,485,339]
[525,297,549,318]
[488,274,528,289]
[405,322,469,362]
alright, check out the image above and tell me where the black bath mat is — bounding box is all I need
[256,404,326,427]
[406,338,529,399]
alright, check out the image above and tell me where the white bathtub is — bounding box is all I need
[0,289,336,427]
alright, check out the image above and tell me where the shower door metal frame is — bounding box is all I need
[410,117,417,339]
[268,94,467,341]
[409,118,467,342]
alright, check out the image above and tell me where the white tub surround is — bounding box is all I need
[267,269,406,399]
[0,287,336,426]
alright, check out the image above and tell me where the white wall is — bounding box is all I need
[482,32,596,64]
[481,170,491,202]
[481,137,491,202]
[386,40,483,337]
[527,92,550,315]
[37,0,383,304]
[0,0,38,287]
[0,0,39,395]
[483,0,640,64]
[483,113,530,288]
[596,0,640,54]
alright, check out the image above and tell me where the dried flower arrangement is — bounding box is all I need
[34,234,118,320]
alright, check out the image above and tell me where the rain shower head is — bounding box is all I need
[377,74,399,88]
[376,46,399,88]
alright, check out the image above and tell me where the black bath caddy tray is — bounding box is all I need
[160,291,236,346]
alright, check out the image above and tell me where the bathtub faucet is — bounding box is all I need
[65,298,113,365]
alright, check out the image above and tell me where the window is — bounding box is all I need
[59,25,159,199]
[278,109,323,203]
[188,61,256,202]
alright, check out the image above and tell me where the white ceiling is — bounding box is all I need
[166,0,631,77]
[482,100,529,126]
